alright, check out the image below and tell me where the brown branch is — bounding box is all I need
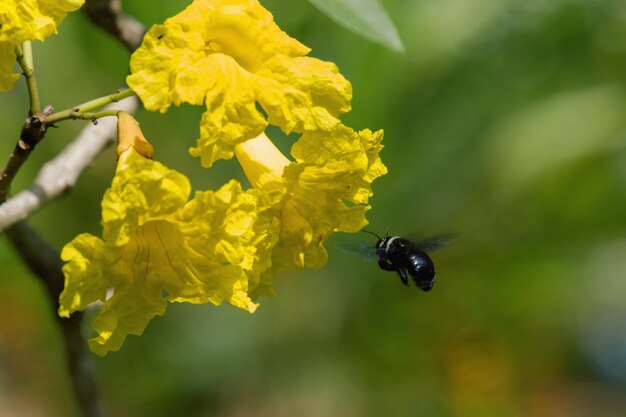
[4,222,108,417]
[0,97,138,232]
[83,0,146,51]
[0,107,53,202]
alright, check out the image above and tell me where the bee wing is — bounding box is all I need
[414,234,458,252]
[334,239,379,262]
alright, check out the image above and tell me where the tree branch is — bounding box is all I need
[4,222,108,417]
[0,96,138,232]
[0,106,54,202]
[83,0,146,51]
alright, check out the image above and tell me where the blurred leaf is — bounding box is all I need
[488,84,626,190]
[306,0,405,52]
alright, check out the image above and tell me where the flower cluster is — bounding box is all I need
[59,0,387,355]
[0,0,84,91]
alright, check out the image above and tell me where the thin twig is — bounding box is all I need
[15,42,41,115]
[46,88,136,125]
[0,97,138,232]
[68,110,121,121]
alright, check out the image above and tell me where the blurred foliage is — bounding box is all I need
[2,0,626,416]
[306,0,405,52]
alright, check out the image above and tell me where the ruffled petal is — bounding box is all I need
[0,42,19,92]
[102,150,191,246]
[255,55,352,132]
[178,180,281,302]
[234,126,387,271]
[0,0,84,43]
[60,148,279,355]
[276,126,386,269]
[127,0,351,167]
[88,273,167,356]
[58,234,116,317]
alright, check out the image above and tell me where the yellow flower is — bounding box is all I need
[59,120,385,356]
[127,0,352,168]
[235,125,387,279]
[60,1,387,355]
[59,116,277,355]
[0,0,84,91]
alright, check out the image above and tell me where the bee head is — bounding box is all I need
[360,228,390,254]
[375,230,393,254]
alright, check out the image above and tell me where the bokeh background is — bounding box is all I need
[2,0,626,415]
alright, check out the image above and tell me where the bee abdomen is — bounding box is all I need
[407,252,436,290]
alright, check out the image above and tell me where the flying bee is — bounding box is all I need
[336,230,455,291]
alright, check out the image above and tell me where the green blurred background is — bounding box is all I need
[2,0,626,415]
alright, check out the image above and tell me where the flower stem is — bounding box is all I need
[47,89,136,124]
[15,42,41,115]
[68,110,121,122]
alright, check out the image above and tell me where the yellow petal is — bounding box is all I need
[0,42,19,92]
[178,179,281,303]
[88,277,167,356]
[127,0,351,167]
[255,55,352,132]
[102,148,191,246]
[275,126,387,269]
[0,0,84,43]
[233,125,386,271]
[58,234,115,317]
[60,153,281,354]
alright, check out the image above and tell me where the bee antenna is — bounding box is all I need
[360,229,381,240]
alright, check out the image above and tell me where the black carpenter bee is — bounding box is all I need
[336,230,454,291]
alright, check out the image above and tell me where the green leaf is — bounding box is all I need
[306,0,405,53]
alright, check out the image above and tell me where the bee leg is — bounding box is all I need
[378,260,396,272]
[397,268,409,286]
